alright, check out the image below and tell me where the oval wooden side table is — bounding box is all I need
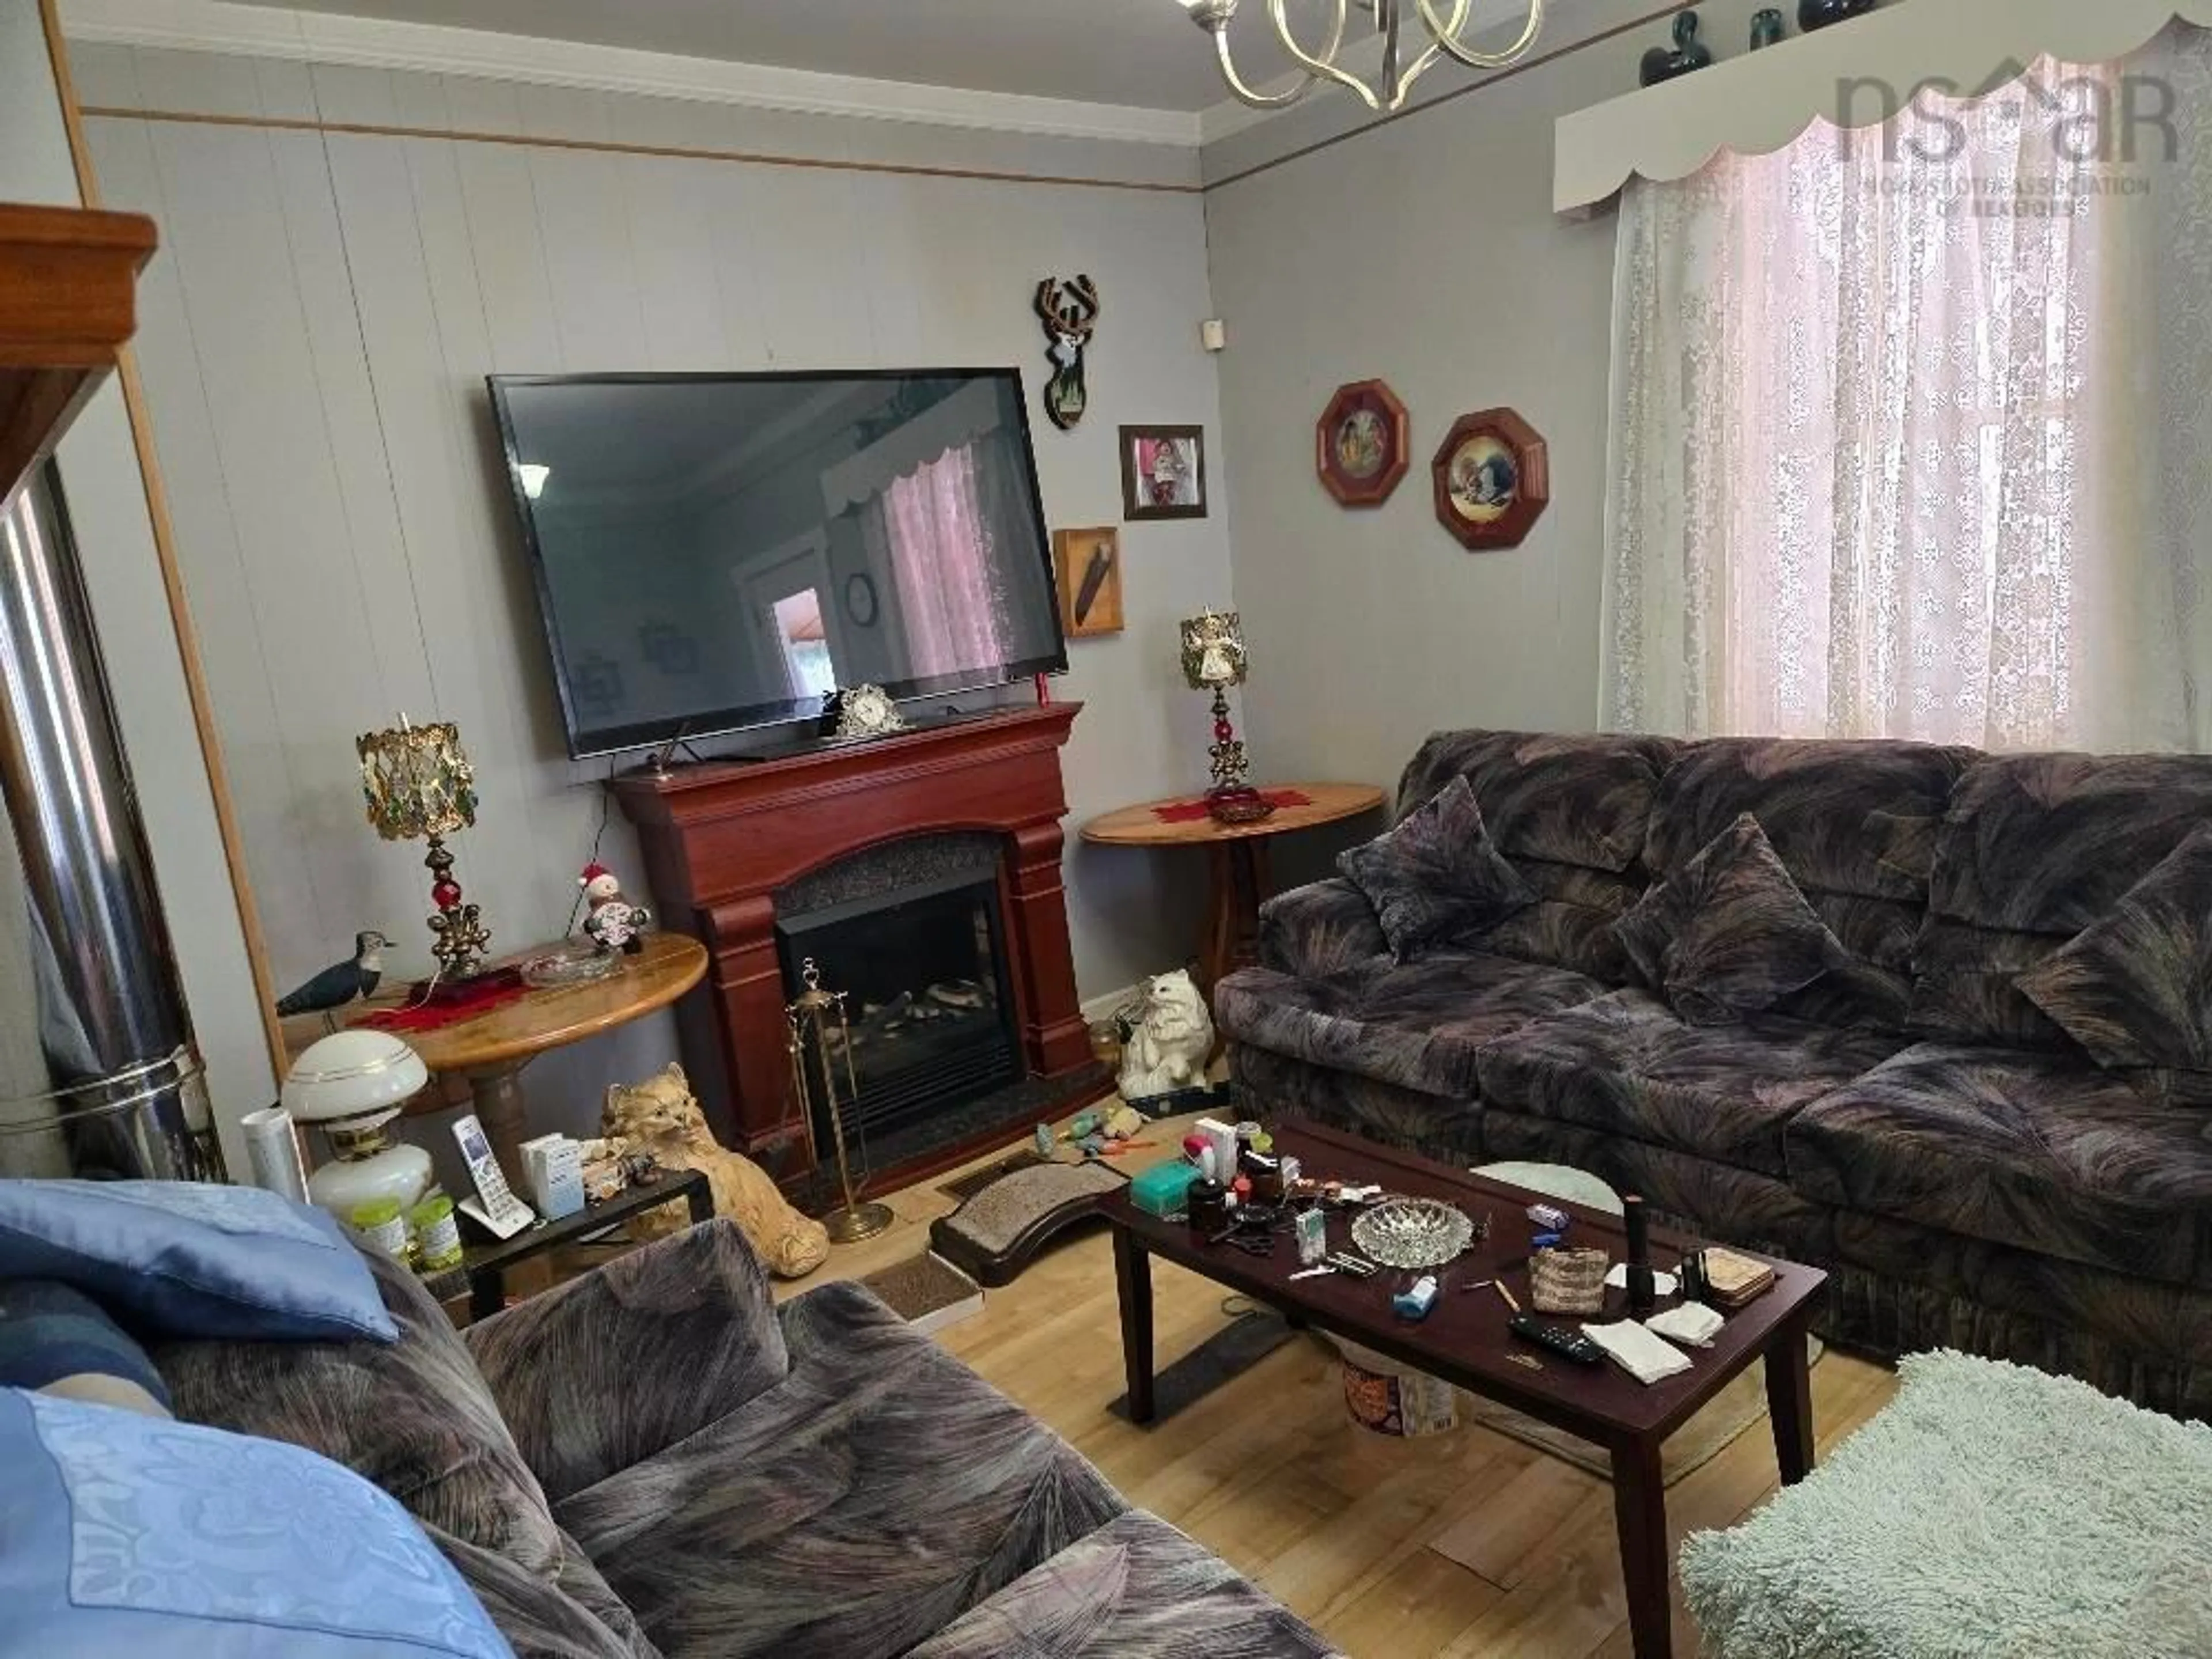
[1082,783,1387,995]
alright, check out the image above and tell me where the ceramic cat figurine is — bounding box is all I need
[1117,970,1214,1102]
[601,1063,829,1278]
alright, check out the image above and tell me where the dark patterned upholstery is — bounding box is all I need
[465,1218,789,1503]
[153,1243,563,1579]
[559,1281,1131,1659]
[2016,822,2212,1104]
[1232,1040,1486,1165]
[1337,777,1535,961]
[905,1511,1342,1659]
[1213,951,1604,1100]
[1787,1043,2212,1288]
[1613,814,1847,1026]
[1226,728,2212,1418]
[154,1225,1332,1658]
[1476,990,1903,1178]
[1256,877,1387,979]
[1913,751,2212,1049]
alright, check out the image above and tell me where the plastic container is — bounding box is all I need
[349,1195,410,1263]
[411,1191,463,1272]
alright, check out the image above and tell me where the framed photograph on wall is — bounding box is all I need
[1119,425,1208,521]
[1051,527,1124,637]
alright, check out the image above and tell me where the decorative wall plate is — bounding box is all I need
[1317,379,1411,507]
[1431,407,1550,550]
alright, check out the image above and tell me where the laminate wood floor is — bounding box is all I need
[777,1148,1900,1659]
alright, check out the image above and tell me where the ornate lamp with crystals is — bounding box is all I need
[357,715,493,982]
[1180,609,1274,825]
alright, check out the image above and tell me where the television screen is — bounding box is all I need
[488,369,1066,757]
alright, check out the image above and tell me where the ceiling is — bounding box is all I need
[221,0,1340,112]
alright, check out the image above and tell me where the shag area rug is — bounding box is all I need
[1680,1350,2212,1659]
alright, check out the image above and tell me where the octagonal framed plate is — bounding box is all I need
[1431,407,1550,550]
[1316,378,1411,508]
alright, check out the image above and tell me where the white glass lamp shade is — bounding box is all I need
[282,1029,429,1126]
[285,1031,434,1221]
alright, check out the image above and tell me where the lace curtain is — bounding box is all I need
[1603,29,2212,749]
[864,437,1018,679]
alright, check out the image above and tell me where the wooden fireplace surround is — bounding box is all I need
[607,703,1092,1179]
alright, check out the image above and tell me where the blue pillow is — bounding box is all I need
[2,1387,512,1658]
[0,1280,171,1416]
[0,1180,396,1343]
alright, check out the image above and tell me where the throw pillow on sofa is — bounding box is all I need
[1613,812,1845,1027]
[2016,821,2212,1104]
[0,1281,170,1418]
[1,1387,514,1659]
[1338,775,1535,961]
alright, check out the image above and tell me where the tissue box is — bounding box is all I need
[520,1133,585,1220]
[1131,1160,1199,1218]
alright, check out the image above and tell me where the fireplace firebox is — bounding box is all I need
[777,867,1020,1158]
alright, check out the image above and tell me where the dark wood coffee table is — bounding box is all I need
[1105,1119,1826,1659]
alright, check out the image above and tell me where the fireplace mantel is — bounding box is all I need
[608,703,1091,1173]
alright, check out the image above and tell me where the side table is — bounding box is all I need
[349,931,709,1176]
[426,1166,713,1321]
[1082,783,1387,993]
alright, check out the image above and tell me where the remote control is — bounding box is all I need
[1509,1314,1605,1366]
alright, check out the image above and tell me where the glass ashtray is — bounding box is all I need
[1350,1198,1478,1270]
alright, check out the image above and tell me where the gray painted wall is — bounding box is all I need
[2,0,276,1173]
[1202,0,1768,881]
[69,40,1234,1142]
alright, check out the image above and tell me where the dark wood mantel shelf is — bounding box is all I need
[0,202,158,503]
[608,702,1093,1173]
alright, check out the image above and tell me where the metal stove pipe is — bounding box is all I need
[0,458,215,1180]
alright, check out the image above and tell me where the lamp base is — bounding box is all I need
[1206,786,1277,825]
[824,1199,895,1244]
[423,833,493,982]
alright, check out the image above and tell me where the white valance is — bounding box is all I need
[1554,0,2212,214]
[819,377,1006,517]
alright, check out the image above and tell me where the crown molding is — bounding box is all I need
[58,0,1205,147]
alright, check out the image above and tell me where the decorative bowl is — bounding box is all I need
[521,946,623,989]
[1350,1197,1477,1270]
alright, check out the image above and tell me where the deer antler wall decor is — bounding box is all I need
[1034,275,1101,431]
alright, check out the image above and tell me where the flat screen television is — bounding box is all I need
[487,369,1066,758]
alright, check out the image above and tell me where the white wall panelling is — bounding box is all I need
[79,50,1237,1142]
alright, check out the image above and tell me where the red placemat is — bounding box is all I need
[358,972,529,1033]
[1151,788,1312,825]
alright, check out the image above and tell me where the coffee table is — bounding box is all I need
[1105,1119,1826,1659]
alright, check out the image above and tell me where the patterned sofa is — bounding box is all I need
[151,1219,1337,1659]
[1218,730,2212,1419]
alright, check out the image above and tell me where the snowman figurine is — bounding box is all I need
[579,861,652,956]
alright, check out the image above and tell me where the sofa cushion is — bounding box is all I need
[1479,859,1643,982]
[1337,777,1535,961]
[427,1522,661,1659]
[1476,990,1904,1179]
[1213,951,1607,1101]
[1256,878,1389,979]
[2015,822,2212,1105]
[152,1243,563,1580]
[1786,1043,2212,1289]
[1613,814,1846,1027]
[1397,729,1677,873]
[1643,739,1970,1032]
[558,1281,1126,1659]
[1230,1042,1488,1166]
[1913,751,2212,1048]
[1643,738,1972,902]
[904,1510,1340,1659]
[464,1219,789,1506]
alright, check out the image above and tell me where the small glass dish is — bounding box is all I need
[1350,1197,1478,1270]
[520,945,622,989]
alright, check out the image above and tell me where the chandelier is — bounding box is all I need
[1177,0,1545,113]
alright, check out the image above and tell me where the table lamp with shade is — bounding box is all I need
[357,714,493,983]
[1180,609,1275,824]
[283,1028,433,1219]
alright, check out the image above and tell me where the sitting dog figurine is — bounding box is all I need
[600,1063,830,1279]
[1116,969,1215,1103]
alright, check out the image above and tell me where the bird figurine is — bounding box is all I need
[276,930,391,1018]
